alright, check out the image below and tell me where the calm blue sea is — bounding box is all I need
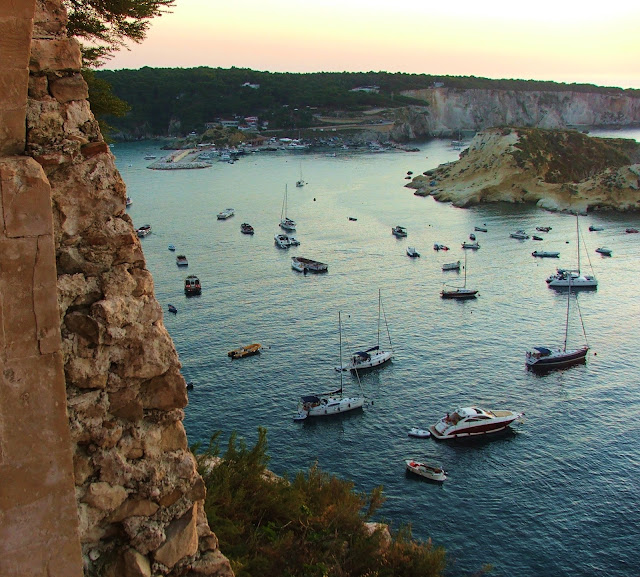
[114,129,640,577]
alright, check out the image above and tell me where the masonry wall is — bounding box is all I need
[1,1,232,575]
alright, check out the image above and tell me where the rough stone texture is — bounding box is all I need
[7,0,234,575]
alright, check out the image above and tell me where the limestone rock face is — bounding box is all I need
[409,127,640,212]
[20,1,234,576]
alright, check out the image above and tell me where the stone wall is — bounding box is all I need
[1,1,233,575]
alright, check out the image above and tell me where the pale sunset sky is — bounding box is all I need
[107,0,640,89]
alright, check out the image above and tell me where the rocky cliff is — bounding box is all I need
[409,127,640,213]
[0,1,233,576]
[390,88,640,141]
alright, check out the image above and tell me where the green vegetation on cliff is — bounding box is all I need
[195,428,447,577]
[94,67,640,137]
[509,128,639,183]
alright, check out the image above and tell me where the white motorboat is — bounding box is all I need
[546,215,597,289]
[510,230,530,239]
[589,225,604,231]
[217,208,235,220]
[294,312,365,421]
[392,225,407,237]
[275,234,299,248]
[532,251,560,258]
[442,260,461,271]
[407,427,431,438]
[125,196,133,207]
[405,459,447,482]
[336,289,393,372]
[280,184,296,230]
[433,243,449,251]
[527,274,589,371]
[406,247,420,258]
[430,407,524,440]
[536,226,552,232]
[291,257,328,273]
[136,224,152,237]
[461,241,480,249]
[595,247,612,256]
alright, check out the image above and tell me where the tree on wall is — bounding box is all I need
[64,0,175,67]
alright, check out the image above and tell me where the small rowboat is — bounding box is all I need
[228,343,263,359]
[595,247,612,256]
[408,427,431,438]
[167,304,177,314]
[405,459,447,482]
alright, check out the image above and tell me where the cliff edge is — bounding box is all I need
[409,127,640,213]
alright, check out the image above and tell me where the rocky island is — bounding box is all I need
[409,127,640,213]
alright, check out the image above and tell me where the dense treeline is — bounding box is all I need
[95,67,639,136]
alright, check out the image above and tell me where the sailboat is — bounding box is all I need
[280,184,296,230]
[546,214,597,289]
[526,276,589,370]
[441,250,477,299]
[296,162,305,187]
[335,289,394,371]
[294,312,365,420]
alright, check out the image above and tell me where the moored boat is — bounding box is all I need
[168,244,176,251]
[406,247,420,258]
[184,274,201,295]
[167,304,177,314]
[392,225,407,237]
[588,225,604,231]
[536,226,552,232]
[227,343,263,359]
[474,226,488,232]
[126,196,133,207]
[430,407,524,440]
[240,222,255,234]
[136,224,152,237]
[217,208,235,220]
[291,257,328,273]
[546,215,597,289]
[433,243,449,251]
[442,260,461,271]
[275,234,300,248]
[625,228,639,233]
[510,230,529,239]
[407,427,431,438]
[176,254,188,266]
[405,459,447,482]
[461,241,480,249]
[532,251,560,258]
[595,247,612,256]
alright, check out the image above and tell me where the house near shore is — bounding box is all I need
[350,85,380,93]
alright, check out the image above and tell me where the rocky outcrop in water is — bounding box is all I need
[409,127,640,213]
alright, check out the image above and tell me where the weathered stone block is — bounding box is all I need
[0,108,26,155]
[121,548,151,577]
[154,504,198,569]
[0,0,36,19]
[34,234,61,354]
[30,37,82,73]
[160,421,188,452]
[83,481,128,511]
[110,498,159,523]
[28,73,48,99]
[109,388,143,422]
[0,16,34,69]
[81,141,109,158]
[50,73,88,103]
[0,156,53,238]
[140,368,188,411]
[0,69,29,110]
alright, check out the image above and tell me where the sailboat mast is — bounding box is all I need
[463,250,467,288]
[339,312,343,394]
[576,213,580,273]
[563,276,571,352]
[377,289,381,347]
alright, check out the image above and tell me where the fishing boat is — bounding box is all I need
[510,230,530,239]
[217,208,235,220]
[430,407,524,440]
[136,224,152,237]
[392,225,407,237]
[274,233,300,248]
[291,257,328,273]
[280,184,296,230]
[294,312,365,421]
[532,251,560,258]
[167,304,177,314]
[474,226,488,232]
[184,274,201,296]
[442,260,461,271]
[336,289,393,372]
[461,241,480,249]
[595,247,612,256]
[526,275,589,371]
[441,251,477,299]
[536,226,552,232]
[532,235,544,241]
[407,427,431,438]
[588,225,604,232]
[227,343,263,359]
[406,247,420,258]
[405,460,447,482]
[240,223,254,235]
[546,215,597,289]
[433,243,449,251]
[176,254,188,266]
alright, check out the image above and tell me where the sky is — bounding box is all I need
[106,0,640,89]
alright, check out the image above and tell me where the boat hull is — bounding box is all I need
[336,350,392,371]
[430,408,523,440]
[405,460,446,482]
[526,347,588,370]
[441,289,478,299]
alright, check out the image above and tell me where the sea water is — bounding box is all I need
[114,129,640,576]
